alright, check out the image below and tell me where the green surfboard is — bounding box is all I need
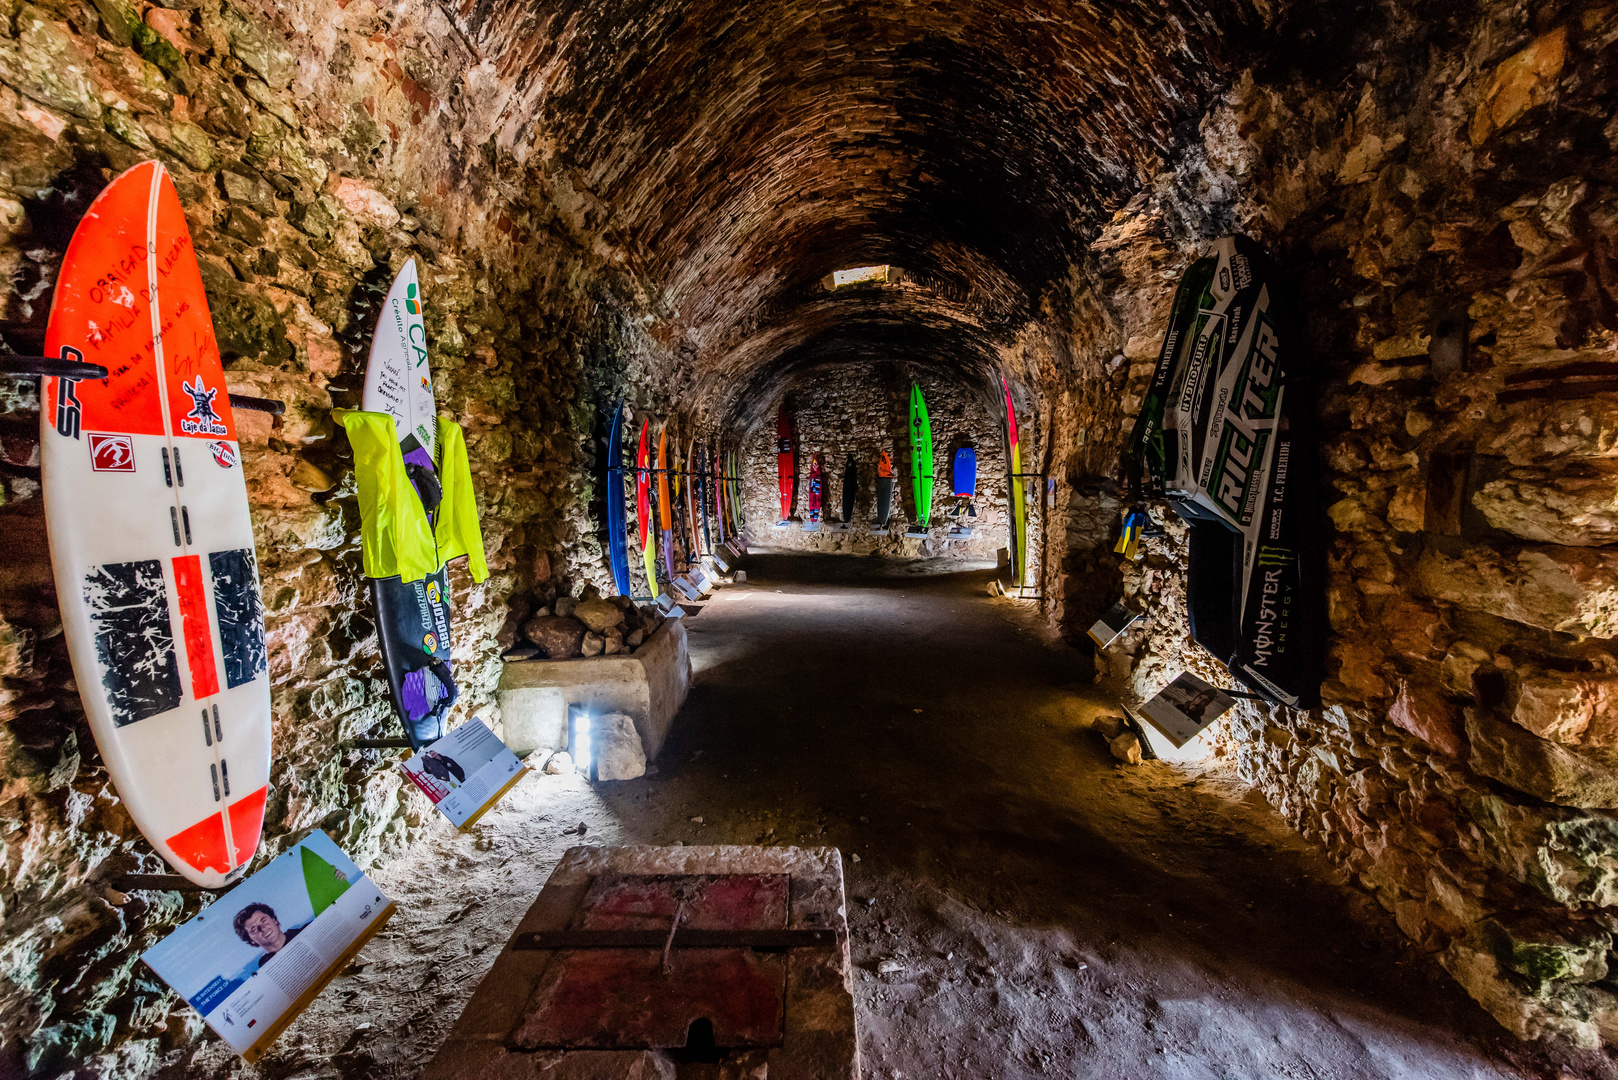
[908,383,933,530]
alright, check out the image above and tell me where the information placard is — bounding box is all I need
[1088,601,1144,648]
[398,717,527,830]
[142,831,394,1062]
[1139,672,1238,748]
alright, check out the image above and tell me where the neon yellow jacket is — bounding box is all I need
[432,415,488,582]
[336,410,488,584]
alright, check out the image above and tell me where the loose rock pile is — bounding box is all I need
[515,590,665,660]
[1092,715,1143,766]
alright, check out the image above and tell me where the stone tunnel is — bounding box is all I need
[3,0,1618,1076]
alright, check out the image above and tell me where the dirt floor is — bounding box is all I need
[172,554,1614,1080]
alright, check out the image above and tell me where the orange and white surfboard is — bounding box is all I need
[42,162,270,887]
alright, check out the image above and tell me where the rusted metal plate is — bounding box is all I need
[510,874,790,1050]
[511,928,837,950]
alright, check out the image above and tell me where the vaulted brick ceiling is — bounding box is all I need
[457,0,1260,419]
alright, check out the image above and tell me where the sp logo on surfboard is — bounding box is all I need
[209,441,238,468]
[179,376,227,436]
[423,632,438,654]
[426,581,441,604]
[54,372,83,439]
[88,433,135,472]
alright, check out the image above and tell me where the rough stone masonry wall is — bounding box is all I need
[0,1,686,1074]
[1051,0,1618,1049]
[739,363,1016,564]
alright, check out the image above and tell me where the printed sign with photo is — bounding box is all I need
[398,717,527,830]
[1088,601,1144,649]
[1139,671,1238,748]
[142,831,394,1062]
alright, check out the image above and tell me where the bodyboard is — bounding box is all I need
[952,447,977,498]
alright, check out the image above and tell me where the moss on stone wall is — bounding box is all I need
[0,2,687,1073]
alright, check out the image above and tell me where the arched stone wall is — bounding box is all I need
[2,0,1617,1070]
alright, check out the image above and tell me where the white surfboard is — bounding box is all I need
[361,260,456,749]
[42,162,271,888]
[363,259,436,456]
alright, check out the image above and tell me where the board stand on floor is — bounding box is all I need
[655,592,685,617]
[945,526,975,539]
[673,575,703,602]
[870,525,890,536]
[772,519,792,529]
[708,550,731,574]
[800,520,820,532]
[904,526,931,538]
[830,522,852,533]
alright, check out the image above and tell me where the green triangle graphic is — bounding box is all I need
[301,844,353,916]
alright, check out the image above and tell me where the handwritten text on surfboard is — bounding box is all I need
[374,295,433,446]
[51,229,233,442]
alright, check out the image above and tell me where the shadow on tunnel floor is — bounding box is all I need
[732,550,1001,590]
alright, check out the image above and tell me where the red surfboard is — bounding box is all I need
[636,418,656,592]
[41,162,270,887]
[776,405,794,521]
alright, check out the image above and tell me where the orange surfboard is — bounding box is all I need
[41,162,270,887]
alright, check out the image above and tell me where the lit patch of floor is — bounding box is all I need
[174,554,1601,1080]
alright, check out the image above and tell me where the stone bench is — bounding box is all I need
[496,616,691,764]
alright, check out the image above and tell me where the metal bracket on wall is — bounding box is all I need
[0,357,286,423]
[0,355,109,380]
[229,393,285,415]
[110,873,225,893]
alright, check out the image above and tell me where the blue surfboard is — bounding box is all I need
[952,447,977,498]
[606,399,630,596]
